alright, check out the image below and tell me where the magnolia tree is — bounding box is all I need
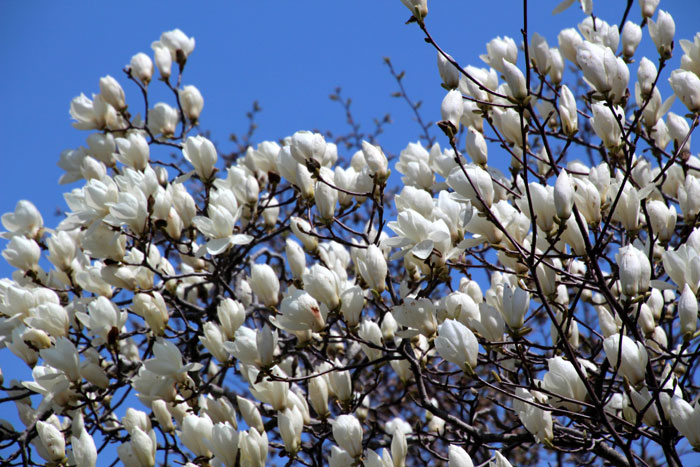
[3,0,700,465]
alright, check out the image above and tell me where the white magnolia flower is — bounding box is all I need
[541,356,589,412]
[156,28,195,65]
[2,200,43,238]
[648,10,675,58]
[513,387,553,444]
[603,334,648,385]
[179,85,204,122]
[480,36,517,73]
[129,52,153,85]
[400,0,428,19]
[144,339,202,381]
[576,41,629,102]
[332,414,363,458]
[435,319,478,372]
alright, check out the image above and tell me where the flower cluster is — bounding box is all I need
[2,1,700,465]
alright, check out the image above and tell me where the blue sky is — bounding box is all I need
[3,0,698,243]
[2,0,700,464]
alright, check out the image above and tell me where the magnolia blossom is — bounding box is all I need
[156,29,195,66]
[179,85,204,122]
[480,36,517,72]
[400,0,428,19]
[435,319,478,372]
[4,5,700,465]
[541,357,589,412]
[603,335,648,386]
[513,388,553,444]
[2,200,43,238]
[357,244,388,292]
[616,245,651,297]
[669,69,700,112]
[576,41,629,102]
[648,10,675,58]
[129,52,153,85]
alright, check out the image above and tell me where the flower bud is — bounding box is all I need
[465,127,488,165]
[669,69,700,113]
[391,429,407,467]
[358,319,383,361]
[332,414,363,458]
[667,112,692,152]
[649,10,675,58]
[529,33,550,75]
[179,414,213,458]
[239,428,268,467]
[513,387,554,445]
[646,200,676,243]
[217,298,246,339]
[315,167,338,221]
[448,445,474,467]
[558,28,583,65]
[309,375,330,418]
[542,356,588,412]
[558,85,578,136]
[590,102,624,149]
[441,89,463,132]
[362,141,389,181]
[577,41,629,102]
[640,0,660,19]
[340,286,365,327]
[637,57,658,98]
[501,282,530,331]
[237,396,264,433]
[179,85,204,123]
[621,21,642,58]
[679,284,698,338]
[447,164,494,211]
[131,427,156,467]
[71,430,97,467]
[290,130,326,166]
[148,102,179,138]
[36,421,66,462]
[437,52,459,89]
[151,42,172,79]
[603,334,648,385]
[206,423,238,467]
[549,47,564,85]
[285,239,306,280]
[357,244,387,292]
[129,52,153,85]
[200,321,228,363]
[617,245,651,297]
[303,264,340,310]
[250,263,280,307]
[435,319,478,372]
[99,75,126,111]
[151,399,174,433]
[278,406,304,454]
[501,60,528,101]
[290,217,318,251]
[328,362,353,404]
[554,169,574,220]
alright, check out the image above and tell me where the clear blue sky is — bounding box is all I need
[3,0,698,242]
[1,0,700,463]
